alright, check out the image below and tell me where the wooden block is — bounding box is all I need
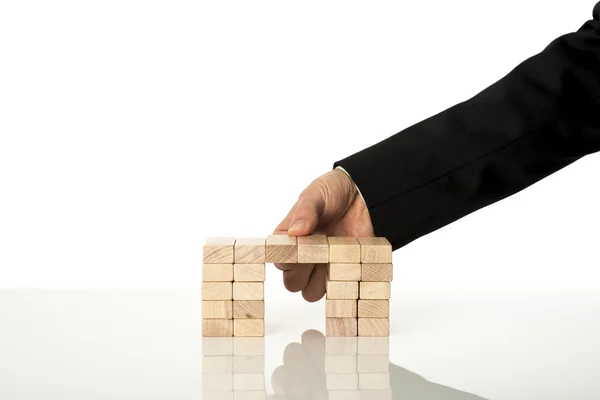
[358,373,390,390]
[357,354,389,373]
[233,355,264,373]
[233,337,264,355]
[203,263,234,282]
[326,300,357,318]
[358,300,389,318]
[233,392,265,400]
[234,319,264,337]
[325,355,357,373]
[361,264,393,282]
[326,317,357,336]
[359,282,390,300]
[326,281,359,300]
[204,392,234,400]
[327,263,361,281]
[357,237,392,263]
[357,337,389,355]
[265,234,298,263]
[233,282,264,300]
[358,318,389,337]
[233,301,264,319]
[202,282,233,300]
[233,373,265,391]
[234,238,265,263]
[325,337,358,355]
[204,237,236,264]
[359,389,392,400]
[203,300,233,319]
[203,337,233,355]
[203,373,233,391]
[203,319,234,337]
[328,237,360,263]
[326,373,359,390]
[233,264,265,282]
[202,355,233,374]
[329,391,360,400]
[297,234,329,263]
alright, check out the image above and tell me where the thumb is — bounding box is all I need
[288,186,325,236]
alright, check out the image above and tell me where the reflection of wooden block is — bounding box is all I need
[234,238,265,263]
[297,234,329,263]
[325,355,358,373]
[233,337,264,355]
[203,301,233,319]
[359,388,392,400]
[233,392,265,400]
[326,337,358,355]
[361,264,393,282]
[233,373,265,390]
[357,337,389,355]
[358,300,389,318]
[359,282,390,300]
[204,392,234,400]
[203,319,234,337]
[328,237,360,263]
[327,263,361,281]
[233,355,265,373]
[329,391,360,400]
[233,301,264,319]
[202,282,233,300]
[202,337,233,355]
[358,318,389,337]
[202,355,233,373]
[203,373,233,391]
[358,354,389,373]
[358,373,390,389]
[233,282,264,300]
[326,373,359,390]
[203,263,234,282]
[326,300,357,318]
[234,319,264,337]
[265,235,297,263]
[357,237,392,263]
[326,317,357,336]
[326,281,359,299]
[233,264,265,282]
[204,237,236,264]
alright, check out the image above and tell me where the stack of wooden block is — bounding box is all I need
[326,237,392,337]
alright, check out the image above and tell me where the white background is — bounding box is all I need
[1,0,599,290]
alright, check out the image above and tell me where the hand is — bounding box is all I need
[274,169,374,302]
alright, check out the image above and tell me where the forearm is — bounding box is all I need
[335,7,600,250]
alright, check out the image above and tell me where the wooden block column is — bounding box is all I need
[233,238,266,337]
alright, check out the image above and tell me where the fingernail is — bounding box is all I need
[289,220,306,233]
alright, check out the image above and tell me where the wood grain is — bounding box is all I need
[359,282,390,300]
[327,263,361,281]
[202,319,234,337]
[328,237,360,263]
[358,300,389,318]
[203,237,236,264]
[357,237,392,263]
[326,300,358,318]
[326,317,358,337]
[234,238,266,263]
[202,282,233,300]
[234,319,264,337]
[361,264,393,282]
[326,281,359,300]
[233,300,264,319]
[265,235,298,263]
[297,234,329,263]
[233,282,264,300]
[233,264,265,282]
[358,318,389,337]
[202,263,234,282]
[202,300,233,319]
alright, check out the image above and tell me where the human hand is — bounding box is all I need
[274,169,374,302]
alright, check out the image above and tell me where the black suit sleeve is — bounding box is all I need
[334,3,600,250]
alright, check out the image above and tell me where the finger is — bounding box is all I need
[282,264,314,292]
[274,203,297,234]
[288,185,326,236]
[302,263,327,302]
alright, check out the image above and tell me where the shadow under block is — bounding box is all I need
[359,282,390,300]
[203,282,233,300]
[234,238,266,264]
[265,235,298,263]
[357,354,390,373]
[203,300,233,319]
[358,373,390,390]
[204,237,236,264]
[203,263,234,282]
[326,317,358,336]
[297,234,329,263]
[327,263,361,281]
[234,319,264,337]
[233,282,264,300]
[326,300,358,318]
[233,264,265,282]
[358,300,389,318]
[357,237,392,264]
[328,237,360,263]
[203,319,234,337]
[326,281,359,300]
[233,300,264,319]
[361,264,393,282]
[358,318,389,337]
